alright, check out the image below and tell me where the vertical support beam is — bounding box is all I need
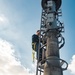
[40,0,68,75]
[44,0,62,75]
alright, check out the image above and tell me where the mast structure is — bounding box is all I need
[36,0,68,75]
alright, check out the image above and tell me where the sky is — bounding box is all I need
[0,0,75,75]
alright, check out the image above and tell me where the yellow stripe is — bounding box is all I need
[32,50,35,62]
[32,43,36,50]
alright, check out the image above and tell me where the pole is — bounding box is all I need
[40,0,68,75]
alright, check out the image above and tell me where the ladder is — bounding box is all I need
[36,9,47,75]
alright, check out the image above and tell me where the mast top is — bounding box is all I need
[41,0,62,11]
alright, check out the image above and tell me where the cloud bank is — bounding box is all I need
[0,38,34,75]
[68,55,75,75]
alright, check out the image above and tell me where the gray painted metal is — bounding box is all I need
[35,0,68,75]
[44,1,62,75]
[40,0,68,75]
[41,0,62,11]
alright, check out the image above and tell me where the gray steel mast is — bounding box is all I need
[38,0,68,75]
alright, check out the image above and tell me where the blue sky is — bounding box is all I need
[61,0,75,63]
[0,0,75,75]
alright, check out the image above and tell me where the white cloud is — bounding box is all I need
[0,14,9,24]
[68,55,75,75]
[0,38,35,75]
